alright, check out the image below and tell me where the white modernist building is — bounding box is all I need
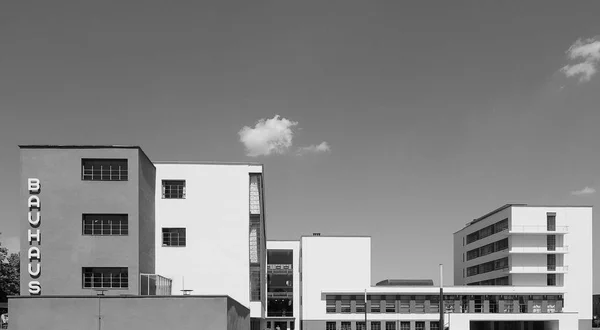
[148,160,592,330]
[154,162,267,329]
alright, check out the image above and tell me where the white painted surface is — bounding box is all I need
[301,236,371,320]
[154,163,262,310]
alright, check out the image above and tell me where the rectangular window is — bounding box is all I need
[429,295,439,313]
[430,322,440,330]
[82,159,128,181]
[250,266,261,301]
[480,242,495,257]
[162,228,186,246]
[82,267,128,289]
[494,257,509,271]
[547,213,556,231]
[480,225,493,239]
[162,180,186,199]
[400,322,410,330]
[385,296,395,312]
[82,214,128,236]
[356,296,365,313]
[341,323,351,330]
[326,322,336,330]
[547,235,556,251]
[414,295,425,313]
[385,322,395,330]
[415,322,425,330]
[326,296,336,313]
[341,296,351,313]
[467,248,479,260]
[371,322,381,330]
[494,219,509,233]
[370,295,381,313]
[466,231,479,244]
[495,238,509,251]
[467,266,479,277]
[547,274,556,286]
[399,296,410,313]
[547,254,556,271]
[356,322,366,330]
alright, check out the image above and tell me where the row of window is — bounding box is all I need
[326,295,564,315]
[466,276,509,286]
[326,321,438,330]
[466,238,509,261]
[466,257,509,277]
[466,219,508,245]
[81,159,188,199]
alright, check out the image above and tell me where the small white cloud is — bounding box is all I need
[238,115,298,157]
[571,186,596,196]
[297,141,331,155]
[560,36,600,83]
[561,62,597,82]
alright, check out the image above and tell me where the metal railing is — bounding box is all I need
[509,266,568,273]
[509,246,569,253]
[510,225,568,233]
[140,274,173,296]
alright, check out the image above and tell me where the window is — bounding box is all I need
[162,228,186,246]
[547,213,556,231]
[494,219,508,233]
[162,180,186,199]
[467,266,479,277]
[547,274,556,286]
[480,243,494,256]
[429,295,439,313]
[385,296,396,312]
[326,296,336,313]
[370,295,381,313]
[82,159,128,181]
[400,322,410,330]
[326,322,336,330]
[495,276,509,285]
[250,266,261,301]
[480,225,493,239]
[399,296,410,313]
[467,248,479,260]
[415,322,425,330]
[82,214,128,236]
[385,322,395,330]
[547,254,556,271]
[430,322,440,330]
[341,322,351,330]
[488,295,498,313]
[466,231,479,244]
[494,257,509,271]
[356,322,366,330]
[355,296,365,313]
[495,238,509,251]
[371,322,381,330]
[83,267,128,289]
[414,295,425,313]
[547,235,556,251]
[341,296,351,313]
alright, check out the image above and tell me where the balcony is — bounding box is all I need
[509,225,568,235]
[509,246,569,254]
[508,266,568,274]
[268,264,293,274]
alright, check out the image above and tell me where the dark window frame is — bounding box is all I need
[82,267,128,289]
[162,228,186,247]
[162,180,186,199]
[82,214,129,236]
[82,159,128,181]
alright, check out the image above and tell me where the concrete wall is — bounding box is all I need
[8,295,249,330]
[301,236,371,321]
[154,163,262,308]
[138,151,156,278]
[19,147,144,296]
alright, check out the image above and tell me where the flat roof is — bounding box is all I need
[455,203,593,234]
[153,161,263,166]
[300,235,371,238]
[19,145,142,149]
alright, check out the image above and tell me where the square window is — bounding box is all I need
[162,180,186,199]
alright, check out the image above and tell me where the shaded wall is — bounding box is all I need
[9,295,249,330]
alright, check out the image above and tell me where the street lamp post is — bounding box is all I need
[439,264,444,330]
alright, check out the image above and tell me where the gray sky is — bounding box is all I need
[1,0,599,291]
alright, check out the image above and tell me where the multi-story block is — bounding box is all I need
[19,145,156,296]
[154,162,267,328]
[266,241,300,330]
[453,204,593,329]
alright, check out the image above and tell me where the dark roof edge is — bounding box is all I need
[19,145,141,149]
[300,235,371,238]
[7,295,233,299]
[153,161,263,166]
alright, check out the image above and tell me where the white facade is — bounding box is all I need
[453,204,593,328]
[154,162,266,319]
[300,236,371,321]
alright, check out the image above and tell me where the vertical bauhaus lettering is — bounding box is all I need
[26,178,42,295]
